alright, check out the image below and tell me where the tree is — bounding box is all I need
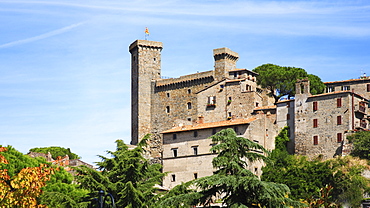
[0,146,54,207]
[29,146,80,160]
[348,131,370,160]
[262,128,370,207]
[161,129,302,208]
[0,145,88,208]
[253,64,325,103]
[75,135,165,208]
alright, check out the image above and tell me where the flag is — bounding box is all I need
[145,27,150,35]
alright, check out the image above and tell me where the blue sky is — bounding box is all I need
[1,0,369,164]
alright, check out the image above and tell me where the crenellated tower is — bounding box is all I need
[129,40,163,145]
[213,47,239,81]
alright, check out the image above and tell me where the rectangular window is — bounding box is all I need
[212,128,217,135]
[172,148,178,157]
[337,98,342,108]
[287,114,290,120]
[367,84,370,92]
[313,136,318,145]
[192,146,198,155]
[194,173,198,179]
[193,131,198,137]
[337,116,342,125]
[337,133,343,143]
[173,134,177,140]
[234,126,239,134]
[313,119,318,128]
[208,96,216,104]
[327,87,333,93]
[313,101,318,111]
[342,86,350,91]
[171,174,176,182]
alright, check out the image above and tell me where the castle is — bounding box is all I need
[129,39,370,189]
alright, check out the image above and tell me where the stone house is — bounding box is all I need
[277,79,369,159]
[325,76,370,98]
[161,115,277,189]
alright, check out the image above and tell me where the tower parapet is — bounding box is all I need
[213,47,239,81]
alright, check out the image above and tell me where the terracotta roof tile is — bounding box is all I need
[324,78,370,84]
[254,105,276,110]
[161,117,257,134]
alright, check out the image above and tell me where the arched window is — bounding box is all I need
[187,102,192,109]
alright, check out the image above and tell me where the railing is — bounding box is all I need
[90,190,116,208]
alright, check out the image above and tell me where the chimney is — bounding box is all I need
[198,115,204,124]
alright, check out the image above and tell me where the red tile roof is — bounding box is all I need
[254,105,276,110]
[161,117,257,134]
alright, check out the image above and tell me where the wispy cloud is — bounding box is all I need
[0,22,85,48]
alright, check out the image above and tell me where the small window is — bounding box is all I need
[172,148,178,157]
[154,57,156,61]
[256,102,259,107]
[327,87,333,93]
[192,146,198,155]
[337,98,342,108]
[171,174,176,182]
[173,134,177,140]
[342,86,350,91]
[287,114,290,120]
[166,93,170,97]
[254,167,258,174]
[166,106,170,113]
[313,119,318,128]
[313,136,319,145]
[212,128,217,135]
[187,117,191,121]
[194,173,198,179]
[337,116,342,125]
[208,96,216,104]
[188,89,191,94]
[194,131,198,137]
[337,133,343,143]
[187,102,192,109]
[234,126,239,134]
[313,101,318,111]
[367,84,370,92]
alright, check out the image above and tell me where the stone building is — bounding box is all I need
[129,40,274,160]
[277,79,369,159]
[129,39,277,188]
[161,115,277,189]
[325,76,370,98]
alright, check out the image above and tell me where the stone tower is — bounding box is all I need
[213,47,239,81]
[129,40,163,145]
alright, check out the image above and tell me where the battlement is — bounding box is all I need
[156,71,214,87]
[213,47,239,61]
[129,40,163,52]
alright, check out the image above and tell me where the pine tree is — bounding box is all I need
[75,135,165,208]
[160,128,302,208]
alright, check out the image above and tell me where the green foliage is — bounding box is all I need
[29,146,80,160]
[0,145,46,177]
[262,129,370,207]
[75,135,165,208]
[161,129,302,208]
[40,168,89,208]
[0,145,88,207]
[253,64,325,103]
[348,131,370,160]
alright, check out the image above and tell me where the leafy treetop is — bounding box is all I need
[29,146,80,160]
[253,64,326,103]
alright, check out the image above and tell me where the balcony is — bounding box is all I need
[355,104,366,114]
[355,120,367,130]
